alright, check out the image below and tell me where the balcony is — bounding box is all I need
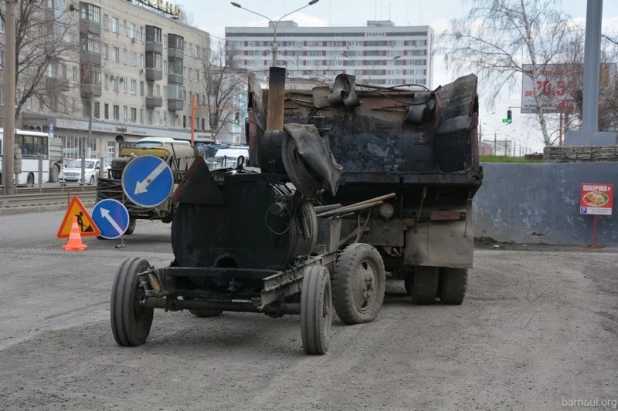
[168,99,184,112]
[145,96,163,108]
[80,19,101,35]
[167,73,184,84]
[79,50,101,66]
[145,41,163,54]
[168,47,184,60]
[80,83,102,98]
[145,68,162,81]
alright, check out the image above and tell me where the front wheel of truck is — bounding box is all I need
[439,268,468,305]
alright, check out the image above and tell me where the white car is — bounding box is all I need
[59,159,111,185]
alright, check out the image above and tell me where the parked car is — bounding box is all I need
[59,158,111,185]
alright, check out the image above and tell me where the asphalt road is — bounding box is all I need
[0,211,617,411]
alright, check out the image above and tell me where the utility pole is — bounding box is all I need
[504,138,507,156]
[2,0,16,195]
[82,98,92,186]
[494,132,497,155]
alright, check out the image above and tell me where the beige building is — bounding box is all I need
[13,0,212,161]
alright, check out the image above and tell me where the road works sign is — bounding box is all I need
[121,155,174,208]
[57,196,101,238]
[580,183,614,216]
[92,199,130,239]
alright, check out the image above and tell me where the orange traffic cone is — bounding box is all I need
[62,216,87,251]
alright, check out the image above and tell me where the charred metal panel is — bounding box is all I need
[403,206,474,269]
[172,156,225,206]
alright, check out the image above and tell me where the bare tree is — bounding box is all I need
[200,39,246,144]
[176,4,195,27]
[0,0,79,122]
[440,0,576,146]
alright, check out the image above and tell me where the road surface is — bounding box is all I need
[0,210,616,410]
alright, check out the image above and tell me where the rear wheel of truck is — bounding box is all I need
[333,243,386,325]
[124,218,137,235]
[110,257,154,347]
[439,268,468,305]
[301,266,332,355]
[410,266,439,305]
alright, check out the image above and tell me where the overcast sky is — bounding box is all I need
[178,0,618,152]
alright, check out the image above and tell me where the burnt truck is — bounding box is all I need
[96,137,200,235]
[107,68,482,355]
[276,73,483,305]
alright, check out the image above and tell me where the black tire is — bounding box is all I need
[124,218,137,235]
[333,243,386,325]
[411,266,439,305]
[301,266,332,355]
[27,173,34,187]
[110,257,154,347]
[439,268,468,305]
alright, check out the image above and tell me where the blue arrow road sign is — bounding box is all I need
[92,199,130,239]
[121,155,174,208]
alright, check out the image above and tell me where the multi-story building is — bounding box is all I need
[225,20,433,88]
[3,0,216,161]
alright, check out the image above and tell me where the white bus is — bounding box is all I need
[0,128,51,186]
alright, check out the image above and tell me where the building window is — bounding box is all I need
[122,20,127,36]
[112,17,119,33]
[131,52,136,66]
[163,86,166,100]
[140,54,144,68]
[107,141,115,158]
[102,14,108,31]
[169,58,183,75]
[140,81,144,97]
[112,47,119,62]
[129,23,136,38]
[104,74,108,90]
[113,105,119,120]
[130,79,136,94]
[145,26,162,43]
[130,107,137,122]
[80,4,100,23]
[80,64,101,85]
[103,44,108,59]
[163,111,167,125]
[104,103,109,119]
[0,18,4,33]
[113,76,119,92]
[82,99,91,117]
[123,77,127,93]
[123,105,127,121]
[123,50,128,64]
[80,33,100,54]
[155,84,160,98]
[140,109,143,124]
[147,109,153,124]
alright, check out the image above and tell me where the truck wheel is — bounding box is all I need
[110,257,154,347]
[124,218,137,235]
[403,266,415,295]
[410,266,439,305]
[333,243,386,325]
[301,266,332,355]
[439,268,468,305]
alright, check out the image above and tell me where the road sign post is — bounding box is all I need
[121,155,174,208]
[580,183,613,248]
[92,199,130,240]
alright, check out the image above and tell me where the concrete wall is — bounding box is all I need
[473,163,618,245]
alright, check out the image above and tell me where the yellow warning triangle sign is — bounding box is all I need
[57,196,101,239]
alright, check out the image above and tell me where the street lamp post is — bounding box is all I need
[2,0,16,195]
[231,0,319,67]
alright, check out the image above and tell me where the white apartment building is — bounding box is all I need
[226,20,433,88]
[2,0,219,161]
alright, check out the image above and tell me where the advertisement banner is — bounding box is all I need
[580,183,614,216]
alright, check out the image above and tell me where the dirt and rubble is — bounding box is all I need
[0,210,617,411]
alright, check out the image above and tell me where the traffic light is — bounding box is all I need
[502,109,513,124]
[234,112,240,124]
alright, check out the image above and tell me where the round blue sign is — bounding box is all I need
[92,199,130,239]
[121,155,174,208]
